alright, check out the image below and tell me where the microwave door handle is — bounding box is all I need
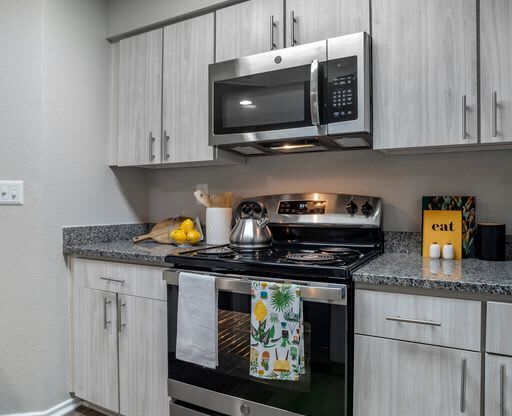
[310,59,321,126]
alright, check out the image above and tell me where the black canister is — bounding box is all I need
[476,223,506,261]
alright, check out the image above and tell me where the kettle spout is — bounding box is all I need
[257,217,271,228]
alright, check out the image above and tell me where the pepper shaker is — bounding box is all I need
[429,242,441,259]
[442,243,454,260]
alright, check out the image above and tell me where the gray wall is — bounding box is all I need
[0,0,146,413]
[147,149,512,231]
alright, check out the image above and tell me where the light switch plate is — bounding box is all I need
[0,181,24,205]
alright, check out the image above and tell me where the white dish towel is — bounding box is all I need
[176,272,218,369]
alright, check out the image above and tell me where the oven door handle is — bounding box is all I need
[163,270,347,305]
[310,59,321,127]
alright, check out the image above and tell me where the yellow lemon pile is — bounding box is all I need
[170,219,201,245]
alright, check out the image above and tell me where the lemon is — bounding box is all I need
[180,219,195,234]
[186,229,201,244]
[171,229,187,245]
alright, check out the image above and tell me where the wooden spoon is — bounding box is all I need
[194,190,211,208]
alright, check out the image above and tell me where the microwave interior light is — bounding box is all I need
[239,100,253,106]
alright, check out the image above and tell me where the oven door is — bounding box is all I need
[166,271,352,416]
[209,40,327,151]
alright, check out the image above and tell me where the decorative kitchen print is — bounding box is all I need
[421,196,476,258]
[250,281,305,381]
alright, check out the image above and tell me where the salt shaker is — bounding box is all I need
[442,243,455,260]
[429,242,441,259]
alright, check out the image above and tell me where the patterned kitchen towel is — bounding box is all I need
[250,281,305,381]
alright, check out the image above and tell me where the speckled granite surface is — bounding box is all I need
[63,223,151,246]
[354,253,512,295]
[384,232,422,254]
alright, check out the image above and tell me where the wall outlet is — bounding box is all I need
[0,181,24,205]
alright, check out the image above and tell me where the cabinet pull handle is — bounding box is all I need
[117,299,127,333]
[460,358,467,413]
[492,91,498,138]
[103,298,111,329]
[149,132,156,161]
[501,364,506,416]
[291,11,297,46]
[461,95,467,140]
[163,130,170,161]
[269,15,277,50]
[100,277,125,284]
[385,316,442,327]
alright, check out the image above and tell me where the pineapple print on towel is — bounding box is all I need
[250,281,305,381]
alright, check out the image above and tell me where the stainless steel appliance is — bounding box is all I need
[164,193,383,416]
[209,32,372,156]
[229,200,273,250]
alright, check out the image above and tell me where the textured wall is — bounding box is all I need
[147,149,512,232]
[0,0,146,413]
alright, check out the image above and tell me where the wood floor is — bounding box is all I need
[66,406,106,416]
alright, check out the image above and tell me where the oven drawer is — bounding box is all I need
[170,402,211,416]
[72,257,167,301]
[355,290,481,351]
[487,301,512,356]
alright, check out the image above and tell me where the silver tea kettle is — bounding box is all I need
[229,201,272,250]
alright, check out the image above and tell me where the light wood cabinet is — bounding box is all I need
[285,0,369,47]
[481,0,512,143]
[163,14,215,164]
[118,29,162,166]
[354,335,481,416]
[72,286,119,413]
[372,0,478,149]
[486,354,512,416]
[215,0,284,62]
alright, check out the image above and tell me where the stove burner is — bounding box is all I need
[318,247,363,258]
[283,253,339,264]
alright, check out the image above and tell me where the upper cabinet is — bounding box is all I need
[163,14,215,164]
[215,0,284,62]
[286,0,369,47]
[481,0,512,143]
[372,0,478,150]
[118,29,162,166]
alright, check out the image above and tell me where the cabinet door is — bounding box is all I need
[119,294,168,416]
[72,287,119,413]
[372,0,478,149]
[163,14,214,164]
[286,0,369,47]
[215,0,284,62]
[481,0,512,143]
[354,335,481,416]
[486,354,512,416]
[118,29,162,166]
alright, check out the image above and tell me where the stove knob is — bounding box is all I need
[346,200,358,215]
[362,201,374,217]
[240,404,251,415]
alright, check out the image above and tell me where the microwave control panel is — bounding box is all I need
[278,200,327,215]
[327,56,358,123]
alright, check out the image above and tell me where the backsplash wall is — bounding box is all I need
[147,149,512,232]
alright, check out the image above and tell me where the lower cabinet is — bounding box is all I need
[354,335,481,416]
[486,354,512,416]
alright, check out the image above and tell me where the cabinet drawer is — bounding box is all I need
[487,302,512,356]
[72,258,167,301]
[355,290,481,351]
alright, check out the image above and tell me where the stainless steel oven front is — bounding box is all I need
[164,270,353,416]
[208,32,371,155]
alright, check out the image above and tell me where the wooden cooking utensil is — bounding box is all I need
[132,218,185,244]
[194,190,211,208]
[209,192,233,208]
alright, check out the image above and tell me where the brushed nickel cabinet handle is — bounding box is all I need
[269,15,277,50]
[460,358,467,413]
[291,10,297,46]
[492,91,498,138]
[163,130,170,161]
[149,132,156,161]
[501,364,506,416]
[103,298,111,329]
[117,298,127,333]
[385,316,442,327]
[461,95,467,140]
[100,277,125,284]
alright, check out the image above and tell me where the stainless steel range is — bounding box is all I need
[164,193,383,416]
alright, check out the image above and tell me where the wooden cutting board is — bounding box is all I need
[132,218,186,244]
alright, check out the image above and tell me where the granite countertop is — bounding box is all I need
[354,253,512,295]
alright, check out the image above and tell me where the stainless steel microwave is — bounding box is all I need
[209,32,371,156]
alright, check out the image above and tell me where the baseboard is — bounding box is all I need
[3,398,82,416]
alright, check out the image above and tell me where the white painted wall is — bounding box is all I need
[106,0,227,38]
[147,149,512,231]
[0,0,146,413]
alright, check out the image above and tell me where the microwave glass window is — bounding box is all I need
[214,65,318,134]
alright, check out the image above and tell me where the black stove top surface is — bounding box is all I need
[165,243,381,280]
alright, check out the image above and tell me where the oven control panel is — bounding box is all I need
[278,200,327,215]
[328,55,358,123]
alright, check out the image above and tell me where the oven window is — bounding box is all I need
[168,287,349,416]
[213,65,321,135]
